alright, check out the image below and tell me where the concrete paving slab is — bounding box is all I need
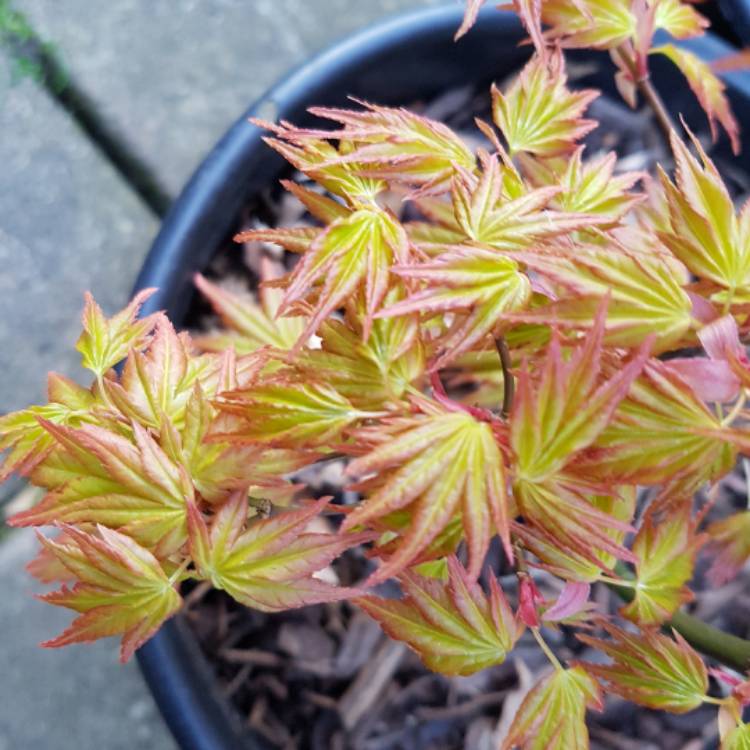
[0,67,158,414]
[18,0,444,198]
[0,528,176,750]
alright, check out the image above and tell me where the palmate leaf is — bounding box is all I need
[653,0,708,39]
[580,622,709,713]
[0,373,97,480]
[653,45,739,153]
[706,511,750,586]
[502,665,603,750]
[659,131,748,301]
[296,290,426,409]
[510,308,648,566]
[37,524,182,662]
[213,376,369,449]
[305,99,476,192]
[187,493,366,611]
[514,488,636,582]
[104,315,208,431]
[512,242,694,353]
[580,360,742,492]
[193,267,305,354]
[380,250,531,369]
[492,51,598,156]
[343,400,510,581]
[540,0,638,49]
[357,556,521,676]
[621,505,704,625]
[276,206,409,345]
[76,288,158,378]
[723,722,750,750]
[10,419,192,557]
[519,147,645,224]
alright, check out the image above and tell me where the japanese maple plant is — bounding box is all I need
[6,1,750,746]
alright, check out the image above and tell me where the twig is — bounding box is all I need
[616,45,676,148]
[494,335,515,418]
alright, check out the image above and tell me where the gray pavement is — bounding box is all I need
[0,3,448,748]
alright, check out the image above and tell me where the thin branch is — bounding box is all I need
[617,45,676,148]
[495,335,515,419]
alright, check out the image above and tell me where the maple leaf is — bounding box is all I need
[213,377,369,448]
[580,359,742,492]
[510,307,649,567]
[519,148,645,223]
[512,242,695,353]
[706,511,750,586]
[621,505,704,625]
[580,623,709,712]
[193,267,305,354]
[723,722,750,750]
[0,373,97,480]
[103,315,208,431]
[653,0,708,39]
[305,100,476,192]
[277,206,409,345]
[357,556,521,676]
[653,45,739,153]
[381,250,531,369]
[659,130,747,302]
[541,0,637,50]
[76,289,158,378]
[187,493,366,611]
[514,488,636,582]
[496,0,546,56]
[10,420,193,556]
[296,290,426,409]
[343,399,510,581]
[501,665,603,749]
[37,524,182,662]
[455,0,487,40]
[492,51,598,156]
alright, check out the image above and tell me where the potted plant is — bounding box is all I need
[5,2,750,748]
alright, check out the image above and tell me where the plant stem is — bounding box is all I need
[617,45,676,148]
[494,335,515,419]
[532,626,563,671]
[608,568,750,673]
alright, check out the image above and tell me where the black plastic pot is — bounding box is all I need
[132,5,750,749]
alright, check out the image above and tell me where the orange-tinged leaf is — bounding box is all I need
[621,505,704,625]
[512,242,694,353]
[580,623,709,712]
[187,493,365,611]
[0,373,96,480]
[357,556,521,676]
[306,100,476,192]
[382,251,531,368]
[541,0,637,49]
[297,291,426,409]
[344,404,511,581]
[502,665,602,749]
[653,0,708,39]
[652,45,739,153]
[278,207,409,345]
[706,511,750,586]
[193,269,305,354]
[659,130,747,300]
[519,148,645,223]
[492,51,598,156]
[10,420,192,556]
[581,360,739,491]
[37,524,181,662]
[75,289,158,377]
[214,379,368,448]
